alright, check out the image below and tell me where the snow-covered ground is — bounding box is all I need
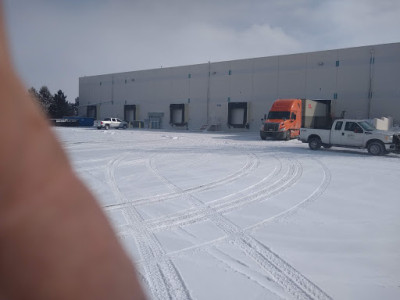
[54,127,400,300]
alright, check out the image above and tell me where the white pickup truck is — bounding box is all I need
[94,118,128,130]
[299,119,400,155]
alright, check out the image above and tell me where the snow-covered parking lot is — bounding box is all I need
[54,127,400,300]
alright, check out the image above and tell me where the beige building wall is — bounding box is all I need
[79,42,400,131]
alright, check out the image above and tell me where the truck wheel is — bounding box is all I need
[260,131,267,140]
[105,124,110,130]
[309,137,322,150]
[367,141,384,156]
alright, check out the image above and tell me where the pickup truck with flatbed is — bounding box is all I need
[94,118,128,130]
[299,119,400,155]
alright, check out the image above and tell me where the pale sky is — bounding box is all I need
[3,0,400,102]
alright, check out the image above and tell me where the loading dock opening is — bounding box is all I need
[228,102,248,128]
[87,105,97,119]
[301,99,332,129]
[170,104,187,127]
[124,105,136,125]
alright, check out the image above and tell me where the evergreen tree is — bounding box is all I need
[38,86,53,115]
[49,90,72,118]
[29,86,77,119]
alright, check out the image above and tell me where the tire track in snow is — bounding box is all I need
[105,154,192,300]
[127,155,332,300]
[103,151,261,210]
[136,156,298,232]
[230,234,333,300]
[76,156,147,175]
[145,151,260,202]
[207,247,288,299]
[246,157,332,231]
[159,157,332,256]
[105,154,127,205]
[152,152,212,173]
[64,130,334,299]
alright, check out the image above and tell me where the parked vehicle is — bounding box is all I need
[299,119,400,155]
[94,118,128,130]
[260,98,332,140]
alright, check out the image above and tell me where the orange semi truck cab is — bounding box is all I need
[260,98,332,140]
[260,99,302,140]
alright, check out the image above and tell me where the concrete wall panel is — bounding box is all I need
[277,53,307,99]
[305,50,338,100]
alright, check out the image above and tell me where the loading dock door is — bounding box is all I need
[124,105,136,123]
[231,108,245,124]
[173,108,183,123]
[228,102,248,128]
[170,104,186,126]
[87,105,97,119]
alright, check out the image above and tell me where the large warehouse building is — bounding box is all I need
[79,42,400,131]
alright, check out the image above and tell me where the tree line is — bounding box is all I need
[28,86,79,119]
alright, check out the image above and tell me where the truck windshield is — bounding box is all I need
[358,121,375,131]
[267,111,290,120]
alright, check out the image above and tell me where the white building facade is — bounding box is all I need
[79,42,400,131]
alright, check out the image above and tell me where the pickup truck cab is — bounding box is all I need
[94,118,128,130]
[299,119,400,155]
